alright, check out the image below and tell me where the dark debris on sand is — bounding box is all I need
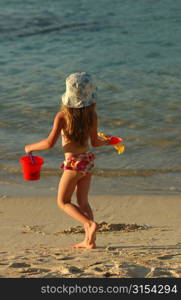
[60,222,150,235]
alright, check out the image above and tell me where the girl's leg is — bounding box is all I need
[73,173,96,248]
[57,170,97,248]
[76,173,93,220]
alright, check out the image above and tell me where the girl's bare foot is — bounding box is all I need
[72,221,98,249]
[72,240,96,249]
[72,240,87,248]
[85,241,96,249]
[85,221,98,245]
[72,224,88,248]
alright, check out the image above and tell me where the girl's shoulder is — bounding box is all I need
[55,111,65,121]
[56,111,64,118]
[53,111,65,128]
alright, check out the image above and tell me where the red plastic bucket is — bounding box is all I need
[19,155,44,181]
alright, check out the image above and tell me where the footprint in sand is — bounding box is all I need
[52,252,76,261]
[56,256,75,261]
[88,266,104,274]
[9,262,31,268]
[121,263,151,278]
[55,265,82,275]
[157,254,174,260]
[20,267,50,274]
[146,267,174,278]
[0,262,9,266]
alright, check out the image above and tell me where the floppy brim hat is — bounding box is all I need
[62,72,97,108]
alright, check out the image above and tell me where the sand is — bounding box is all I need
[0,194,181,278]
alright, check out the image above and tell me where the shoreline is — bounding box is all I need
[0,174,180,199]
[0,194,180,278]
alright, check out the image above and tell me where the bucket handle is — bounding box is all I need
[29,153,35,164]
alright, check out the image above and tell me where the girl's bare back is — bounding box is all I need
[61,126,89,158]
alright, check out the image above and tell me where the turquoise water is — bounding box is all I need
[0,0,181,194]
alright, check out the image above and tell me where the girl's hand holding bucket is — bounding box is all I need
[25,144,32,155]
[19,147,44,181]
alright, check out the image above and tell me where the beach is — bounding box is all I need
[1,0,181,280]
[0,193,180,278]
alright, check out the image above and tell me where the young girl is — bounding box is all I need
[25,72,109,249]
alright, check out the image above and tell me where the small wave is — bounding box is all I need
[94,168,181,177]
[18,22,100,38]
[1,12,122,41]
[1,165,181,178]
[1,17,101,40]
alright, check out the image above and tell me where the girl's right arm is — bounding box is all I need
[89,112,110,147]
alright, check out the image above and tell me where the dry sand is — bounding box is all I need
[0,194,180,278]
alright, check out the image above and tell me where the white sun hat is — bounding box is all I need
[62,72,97,108]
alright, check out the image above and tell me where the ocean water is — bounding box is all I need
[0,0,181,195]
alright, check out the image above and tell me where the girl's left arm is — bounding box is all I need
[25,112,64,154]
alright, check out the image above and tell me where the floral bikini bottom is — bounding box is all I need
[61,151,95,174]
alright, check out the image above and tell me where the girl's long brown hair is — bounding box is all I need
[61,103,96,146]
